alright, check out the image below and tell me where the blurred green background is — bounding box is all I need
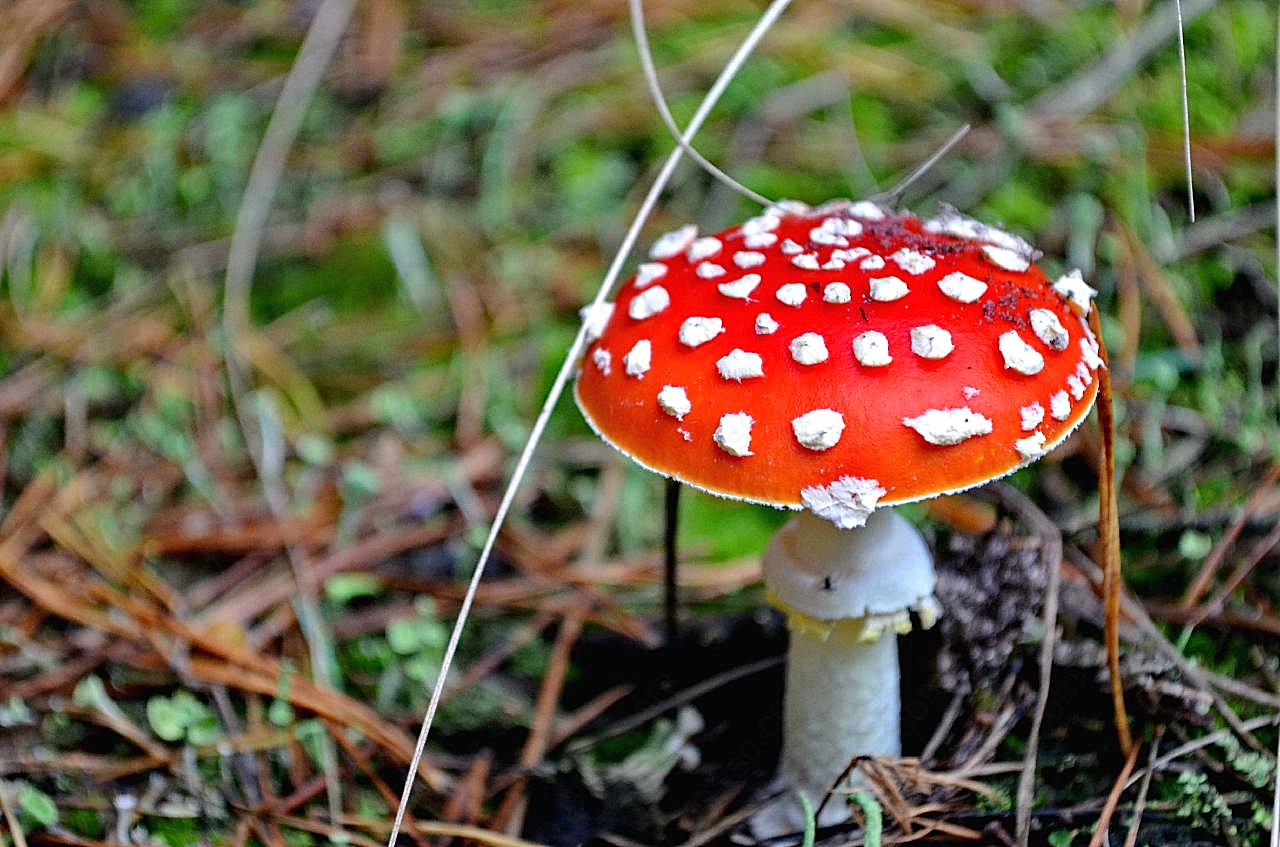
[4,0,1276,562]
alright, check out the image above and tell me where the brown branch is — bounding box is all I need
[1122,729,1162,847]
[1187,517,1280,630]
[1179,460,1280,609]
[1086,740,1142,847]
[491,605,588,834]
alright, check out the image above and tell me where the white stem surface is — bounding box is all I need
[756,509,935,835]
[782,627,901,822]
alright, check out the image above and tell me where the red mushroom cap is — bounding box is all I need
[574,200,1103,528]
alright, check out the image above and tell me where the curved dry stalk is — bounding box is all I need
[1086,740,1142,847]
[218,0,359,826]
[382,4,795,845]
[871,124,971,206]
[630,0,772,207]
[1123,731,1161,847]
[1091,307,1133,755]
[1173,0,1195,221]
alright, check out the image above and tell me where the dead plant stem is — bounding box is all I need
[1092,307,1133,755]
[1087,740,1142,847]
[383,5,795,843]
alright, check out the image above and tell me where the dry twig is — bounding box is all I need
[1092,308,1133,755]
[1086,740,1141,847]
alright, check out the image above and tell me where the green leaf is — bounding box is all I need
[268,698,295,728]
[0,695,34,727]
[341,461,381,503]
[1177,529,1213,560]
[170,691,211,726]
[147,696,186,742]
[271,665,297,727]
[403,653,438,683]
[149,815,203,847]
[73,680,113,711]
[17,782,59,829]
[324,573,381,605]
[185,712,222,746]
[386,617,425,655]
[296,434,335,467]
[71,675,109,710]
[294,719,329,769]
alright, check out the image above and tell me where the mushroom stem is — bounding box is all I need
[663,477,681,646]
[759,508,936,830]
[782,626,900,821]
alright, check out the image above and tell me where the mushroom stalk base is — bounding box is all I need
[755,509,936,834]
[757,626,901,834]
[782,626,900,826]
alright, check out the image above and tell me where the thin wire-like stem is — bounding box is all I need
[630,0,773,208]
[837,98,879,198]
[1173,0,1196,221]
[222,0,355,342]
[663,478,681,646]
[871,123,971,206]
[219,0,357,829]
[1122,730,1161,847]
[382,4,793,843]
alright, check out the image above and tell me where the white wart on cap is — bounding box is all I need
[575,204,1103,523]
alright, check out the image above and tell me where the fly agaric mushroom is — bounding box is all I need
[574,199,1101,828]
